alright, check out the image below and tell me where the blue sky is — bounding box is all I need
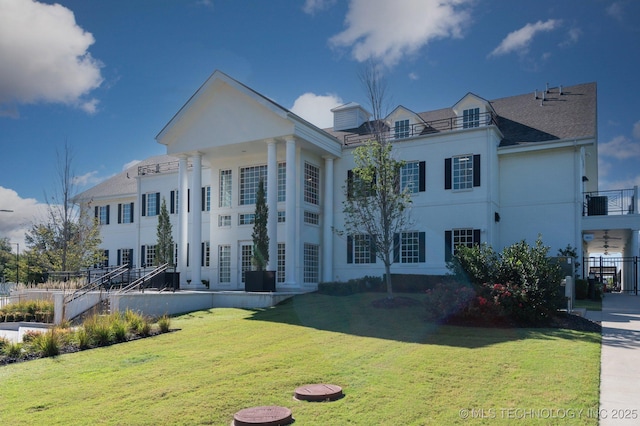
[1,0,639,248]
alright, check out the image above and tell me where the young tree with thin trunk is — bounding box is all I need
[342,62,414,300]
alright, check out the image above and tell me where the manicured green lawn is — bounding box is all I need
[0,293,600,425]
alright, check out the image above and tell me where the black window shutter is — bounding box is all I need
[170,191,175,214]
[106,205,110,225]
[94,206,98,219]
[347,236,353,264]
[393,233,400,263]
[141,245,146,267]
[347,170,353,198]
[141,194,146,216]
[419,161,426,192]
[444,158,452,190]
[473,154,481,187]
[129,249,134,268]
[104,250,109,267]
[130,202,134,223]
[188,189,191,213]
[117,249,121,266]
[444,230,453,262]
[117,204,122,224]
[155,192,160,214]
[186,243,190,267]
[418,232,426,262]
[473,229,481,246]
[201,187,206,212]
[369,235,376,264]
[201,242,205,267]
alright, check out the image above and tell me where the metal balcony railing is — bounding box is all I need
[343,112,498,146]
[583,189,637,216]
[138,160,192,176]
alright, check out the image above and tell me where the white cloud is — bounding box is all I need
[408,72,419,81]
[560,27,582,48]
[633,120,640,139]
[72,171,102,187]
[329,0,473,67]
[606,2,624,22]
[291,93,343,129]
[599,135,640,160]
[489,19,562,57]
[0,0,103,112]
[0,187,49,251]
[302,0,336,15]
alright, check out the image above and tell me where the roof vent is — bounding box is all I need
[331,103,371,131]
[559,85,563,95]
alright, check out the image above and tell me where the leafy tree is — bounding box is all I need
[0,237,13,282]
[156,197,174,266]
[251,179,269,271]
[342,63,413,300]
[26,206,103,272]
[25,143,103,275]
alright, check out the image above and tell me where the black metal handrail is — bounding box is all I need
[117,263,169,294]
[583,189,636,216]
[344,112,498,145]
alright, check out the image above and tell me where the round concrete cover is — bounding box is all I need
[294,383,343,401]
[233,405,293,426]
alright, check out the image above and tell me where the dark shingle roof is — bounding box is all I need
[326,82,597,147]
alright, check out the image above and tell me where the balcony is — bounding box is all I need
[138,159,192,176]
[583,189,638,216]
[343,111,498,146]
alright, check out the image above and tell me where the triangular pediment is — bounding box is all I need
[156,71,296,155]
[452,92,495,116]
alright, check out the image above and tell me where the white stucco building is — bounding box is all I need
[76,71,640,293]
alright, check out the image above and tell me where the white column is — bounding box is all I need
[323,156,334,282]
[266,140,278,272]
[178,155,189,279]
[285,138,297,285]
[190,152,203,287]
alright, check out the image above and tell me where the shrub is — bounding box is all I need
[22,329,44,343]
[157,315,171,333]
[424,283,476,322]
[74,328,91,349]
[2,342,23,359]
[448,236,563,325]
[110,317,128,343]
[33,329,60,357]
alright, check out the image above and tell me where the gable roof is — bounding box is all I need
[74,155,176,202]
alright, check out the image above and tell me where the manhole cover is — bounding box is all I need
[294,383,343,401]
[233,405,293,426]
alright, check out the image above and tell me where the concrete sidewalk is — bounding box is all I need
[585,293,640,425]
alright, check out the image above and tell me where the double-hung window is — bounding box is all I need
[445,229,481,261]
[304,162,319,205]
[96,205,110,225]
[445,155,480,190]
[463,108,480,128]
[118,203,134,223]
[395,119,410,139]
[219,170,232,208]
[393,231,426,264]
[401,161,425,194]
[142,192,160,216]
[347,234,376,264]
[240,165,267,205]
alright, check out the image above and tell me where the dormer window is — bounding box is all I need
[463,108,480,129]
[394,119,410,139]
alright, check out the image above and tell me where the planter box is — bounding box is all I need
[245,271,276,292]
